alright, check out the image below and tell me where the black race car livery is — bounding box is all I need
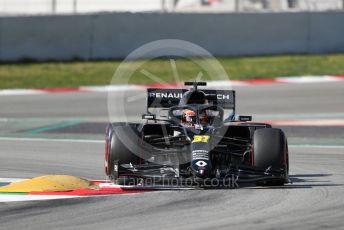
[104,82,289,187]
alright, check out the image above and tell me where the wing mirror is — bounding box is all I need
[142,114,156,120]
[238,115,252,122]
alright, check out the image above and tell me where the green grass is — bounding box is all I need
[1,54,344,89]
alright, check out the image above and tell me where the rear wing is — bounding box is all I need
[147,88,235,119]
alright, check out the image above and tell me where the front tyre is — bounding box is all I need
[253,128,289,186]
[105,124,141,183]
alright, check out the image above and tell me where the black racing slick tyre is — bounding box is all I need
[105,123,140,183]
[253,128,289,186]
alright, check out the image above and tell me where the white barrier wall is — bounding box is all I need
[0,12,344,61]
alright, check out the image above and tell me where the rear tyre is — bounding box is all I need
[105,123,141,184]
[253,128,289,186]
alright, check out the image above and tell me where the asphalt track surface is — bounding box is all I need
[1,81,344,118]
[0,82,344,230]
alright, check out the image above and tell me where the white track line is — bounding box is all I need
[0,195,81,202]
[289,144,344,149]
[0,178,23,183]
[0,137,104,144]
[0,89,43,96]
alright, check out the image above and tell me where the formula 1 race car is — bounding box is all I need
[104,82,289,187]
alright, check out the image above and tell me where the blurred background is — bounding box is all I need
[0,0,343,15]
[1,0,344,89]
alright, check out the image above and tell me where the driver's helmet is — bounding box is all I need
[182,109,196,127]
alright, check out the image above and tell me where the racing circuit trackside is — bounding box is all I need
[0,79,344,229]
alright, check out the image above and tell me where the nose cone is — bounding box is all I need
[190,135,212,178]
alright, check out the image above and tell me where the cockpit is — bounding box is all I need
[169,105,224,128]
